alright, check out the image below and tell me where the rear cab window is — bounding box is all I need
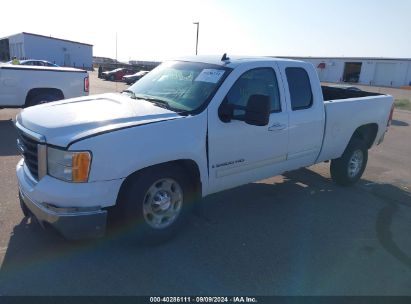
[286,67,313,110]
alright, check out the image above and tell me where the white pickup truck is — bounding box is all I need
[15,56,394,241]
[0,63,89,108]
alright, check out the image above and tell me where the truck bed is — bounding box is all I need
[321,85,382,101]
[0,63,88,107]
[316,92,393,163]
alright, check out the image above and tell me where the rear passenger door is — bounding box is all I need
[278,62,325,169]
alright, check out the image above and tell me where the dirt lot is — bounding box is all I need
[88,71,128,95]
[0,73,410,295]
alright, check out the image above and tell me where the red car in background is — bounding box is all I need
[102,68,135,81]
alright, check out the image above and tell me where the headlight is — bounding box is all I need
[47,147,91,183]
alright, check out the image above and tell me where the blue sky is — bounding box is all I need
[1,0,410,61]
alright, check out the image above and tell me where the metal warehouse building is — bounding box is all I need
[284,57,411,88]
[0,32,93,69]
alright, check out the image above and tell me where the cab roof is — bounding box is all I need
[172,55,304,68]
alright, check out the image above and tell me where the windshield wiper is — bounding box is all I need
[133,94,188,115]
[122,90,137,99]
[135,95,172,110]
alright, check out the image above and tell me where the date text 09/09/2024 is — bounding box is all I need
[150,296,258,303]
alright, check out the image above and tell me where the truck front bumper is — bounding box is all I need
[19,188,107,240]
[16,159,123,240]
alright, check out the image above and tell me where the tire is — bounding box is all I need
[109,74,116,81]
[26,93,62,107]
[330,138,368,186]
[110,164,197,244]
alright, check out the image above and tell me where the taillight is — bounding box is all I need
[387,104,394,126]
[84,76,89,92]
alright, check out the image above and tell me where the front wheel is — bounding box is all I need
[110,165,197,244]
[330,138,368,186]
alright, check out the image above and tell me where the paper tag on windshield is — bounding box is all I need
[195,69,225,83]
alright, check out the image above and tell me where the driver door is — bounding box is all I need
[207,63,289,194]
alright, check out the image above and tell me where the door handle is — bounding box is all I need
[268,123,287,131]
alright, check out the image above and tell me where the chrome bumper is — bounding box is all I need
[19,188,107,240]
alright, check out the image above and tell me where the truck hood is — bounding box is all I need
[17,93,183,147]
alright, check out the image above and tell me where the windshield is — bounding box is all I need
[127,61,231,113]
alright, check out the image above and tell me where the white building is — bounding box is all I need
[0,32,93,69]
[282,57,411,88]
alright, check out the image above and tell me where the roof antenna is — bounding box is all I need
[221,53,230,62]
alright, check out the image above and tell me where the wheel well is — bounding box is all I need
[116,160,202,205]
[351,123,378,149]
[25,88,64,106]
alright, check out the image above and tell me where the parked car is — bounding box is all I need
[16,56,394,242]
[0,63,88,108]
[6,59,60,67]
[22,60,59,67]
[102,68,135,81]
[122,70,149,84]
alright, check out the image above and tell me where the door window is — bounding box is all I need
[225,68,281,114]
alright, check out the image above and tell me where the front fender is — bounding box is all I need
[70,112,208,194]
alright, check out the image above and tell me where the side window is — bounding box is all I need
[225,68,281,113]
[286,67,313,110]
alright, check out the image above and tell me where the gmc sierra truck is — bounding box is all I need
[0,63,89,108]
[15,56,394,241]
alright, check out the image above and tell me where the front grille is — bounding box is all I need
[17,130,39,179]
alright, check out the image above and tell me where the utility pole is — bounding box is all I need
[193,22,199,55]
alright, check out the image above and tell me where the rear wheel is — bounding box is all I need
[26,93,62,107]
[330,138,368,186]
[110,164,197,244]
[109,74,116,81]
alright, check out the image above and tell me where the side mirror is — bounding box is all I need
[244,94,270,126]
[218,103,234,123]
